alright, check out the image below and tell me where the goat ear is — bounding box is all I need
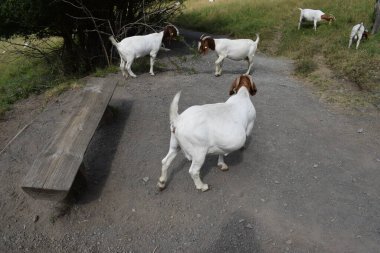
[249,76,257,96]
[207,38,215,50]
[229,76,240,95]
[247,75,257,96]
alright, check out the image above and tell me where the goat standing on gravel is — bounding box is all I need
[348,23,369,49]
[109,25,179,78]
[298,8,335,31]
[198,34,259,76]
[157,75,257,192]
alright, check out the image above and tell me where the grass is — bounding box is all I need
[0,37,74,115]
[0,37,115,116]
[176,0,380,106]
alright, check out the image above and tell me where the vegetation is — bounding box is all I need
[0,0,182,72]
[176,0,380,106]
[0,38,67,115]
[0,1,182,115]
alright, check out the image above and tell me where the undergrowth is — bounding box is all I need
[176,0,380,104]
[0,38,77,115]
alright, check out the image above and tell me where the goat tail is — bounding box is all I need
[109,36,119,48]
[170,91,181,125]
[255,33,260,44]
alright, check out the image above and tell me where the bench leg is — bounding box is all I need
[51,163,88,221]
[99,106,116,126]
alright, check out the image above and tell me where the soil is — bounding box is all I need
[1,29,380,253]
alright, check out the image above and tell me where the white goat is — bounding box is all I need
[198,34,259,76]
[298,8,335,31]
[348,23,369,49]
[157,75,257,191]
[109,25,179,78]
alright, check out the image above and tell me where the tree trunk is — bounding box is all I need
[372,0,380,34]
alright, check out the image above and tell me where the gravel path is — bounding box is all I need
[1,29,380,253]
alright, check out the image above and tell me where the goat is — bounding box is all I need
[348,23,369,49]
[198,34,259,76]
[109,25,179,78]
[298,8,335,31]
[157,75,257,192]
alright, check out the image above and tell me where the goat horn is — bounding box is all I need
[200,34,206,40]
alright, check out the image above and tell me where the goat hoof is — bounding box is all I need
[157,181,166,190]
[201,184,209,192]
[215,74,221,77]
[218,164,229,171]
[197,184,209,192]
[150,72,155,76]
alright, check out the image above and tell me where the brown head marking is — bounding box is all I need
[163,25,179,41]
[321,14,335,22]
[198,36,215,54]
[362,30,370,40]
[229,74,257,96]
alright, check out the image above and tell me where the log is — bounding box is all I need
[21,77,117,201]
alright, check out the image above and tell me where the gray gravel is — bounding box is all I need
[0,29,380,253]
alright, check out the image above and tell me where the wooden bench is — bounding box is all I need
[21,77,118,201]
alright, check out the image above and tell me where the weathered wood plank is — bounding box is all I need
[21,77,117,201]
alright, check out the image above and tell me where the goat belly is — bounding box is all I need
[226,48,251,60]
[208,130,247,155]
[207,146,227,155]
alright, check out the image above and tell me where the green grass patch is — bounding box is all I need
[295,58,318,76]
[93,65,119,77]
[0,37,76,115]
[176,0,380,96]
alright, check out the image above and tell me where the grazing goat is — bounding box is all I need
[157,75,257,192]
[198,34,259,76]
[109,25,179,78]
[298,8,335,31]
[348,23,369,49]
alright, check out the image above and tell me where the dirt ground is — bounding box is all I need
[1,30,380,253]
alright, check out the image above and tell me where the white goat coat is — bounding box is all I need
[115,32,164,60]
[300,9,325,22]
[171,87,256,159]
[298,8,331,31]
[349,23,366,49]
[214,38,258,60]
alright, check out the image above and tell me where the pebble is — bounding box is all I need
[142,177,149,183]
[196,214,201,218]
[357,128,364,133]
[274,180,280,184]
[245,223,254,229]
[260,198,266,202]
[239,219,245,223]
[376,158,380,162]
[286,239,292,245]
[33,215,39,223]
[313,164,318,168]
